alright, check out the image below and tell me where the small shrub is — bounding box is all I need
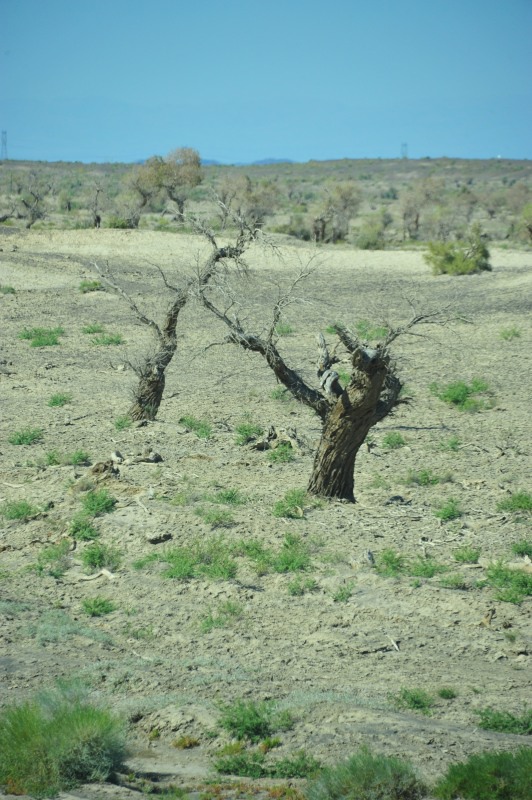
[1,500,39,521]
[500,326,521,340]
[200,601,243,633]
[173,735,200,749]
[438,688,458,700]
[269,750,322,778]
[306,746,426,800]
[44,450,61,465]
[375,549,405,577]
[91,333,124,346]
[271,386,291,402]
[209,488,246,505]
[214,749,266,778]
[273,488,306,518]
[435,498,462,521]
[430,378,490,412]
[106,215,130,229]
[355,319,389,340]
[393,687,435,716]
[19,326,64,347]
[81,543,122,573]
[485,561,532,604]
[82,597,116,617]
[163,538,237,580]
[81,489,116,517]
[453,546,481,563]
[408,558,447,579]
[9,427,43,445]
[79,280,102,293]
[275,322,294,336]
[70,515,99,541]
[382,432,406,449]
[356,222,385,250]
[497,491,532,513]
[440,574,470,590]
[405,469,441,487]
[179,415,212,439]
[424,226,491,275]
[440,435,461,451]
[332,582,355,602]
[82,323,105,334]
[48,392,72,407]
[272,534,311,573]
[0,692,125,798]
[65,449,90,466]
[0,285,16,294]
[219,699,293,742]
[196,507,235,528]
[288,577,318,596]
[235,422,263,445]
[475,707,532,735]
[114,415,132,431]
[512,539,532,558]
[36,540,71,578]
[433,747,532,800]
[268,443,295,463]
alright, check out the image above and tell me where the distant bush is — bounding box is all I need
[424,225,491,275]
[106,215,130,229]
[356,221,385,250]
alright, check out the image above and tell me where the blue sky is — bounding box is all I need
[2,0,531,163]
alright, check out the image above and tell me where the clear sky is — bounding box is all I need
[2,0,531,164]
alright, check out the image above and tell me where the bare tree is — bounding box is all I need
[93,210,259,420]
[17,172,52,229]
[313,181,361,243]
[201,271,450,501]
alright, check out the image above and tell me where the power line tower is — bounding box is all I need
[1,131,7,160]
[401,142,408,160]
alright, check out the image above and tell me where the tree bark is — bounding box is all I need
[308,349,389,501]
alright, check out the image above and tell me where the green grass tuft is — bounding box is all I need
[82,597,116,617]
[393,687,435,716]
[497,491,532,513]
[79,279,103,293]
[91,333,124,346]
[81,489,116,517]
[430,378,490,412]
[235,422,264,445]
[179,415,212,439]
[19,326,64,347]
[434,498,462,521]
[273,488,307,518]
[433,747,532,799]
[9,427,43,445]
[219,699,293,742]
[81,543,122,573]
[1,500,39,521]
[382,432,406,449]
[268,443,295,463]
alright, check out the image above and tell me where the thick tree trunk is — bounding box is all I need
[307,350,389,501]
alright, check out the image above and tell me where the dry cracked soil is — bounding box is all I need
[1,228,531,798]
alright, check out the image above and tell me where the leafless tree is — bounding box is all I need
[93,209,260,420]
[201,268,452,501]
[17,172,52,229]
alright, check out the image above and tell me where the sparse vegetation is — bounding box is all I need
[195,507,235,528]
[8,427,43,445]
[497,491,532,513]
[0,284,16,294]
[430,378,491,411]
[81,489,116,517]
[82,597,116,617]
[1,500,39,521]
[375,549,405,577]
[91,333,124,346]
[382,432,406,449]
[434,498,462,521]
[512,539,532,558]
[179,415,212,438]
[393,687,435,716]
[235,421,264,445]
[268,443,296,463]
[81,542,122,573]
[114,415,132,431]
[500,325,521,340]
[82,323,105,334]
[424,226,491,275]
[453,546,481,563]
[162,538,238,580]
[485,561,532,604]
[200,601,244,633]
[475,707,532,735]
[19,326,64,347]
[219,699,293,742]
[332,581,355,602]
[273,488,307,518]
[79,279,103,293]
[36,540,71,578]
[47,392,72,407]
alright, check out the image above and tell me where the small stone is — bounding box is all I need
[145,531,173,544]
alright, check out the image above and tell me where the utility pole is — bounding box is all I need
[1,131,7,161]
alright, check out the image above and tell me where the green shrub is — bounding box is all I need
[453,546,481,563]
[82,323,105,334]
[497,491,532,513]
[235,422,263,445]
[438,688,458,700]
[356,222,385,250]
[79,280,102,293]
[35,541,71,579]
[9,427,43,445]
[195,507,235,528]
[219,699,293,742]
[408,558,447,579]
[268,443,295,463]
[106,215,130,229]
[81,489,116,517]
[1,500,39,521]
[355,319,388,340]
[114,415,132,431]
[275,322,294,336]
[91,333,124,346]
[70,515,99,541]
[375,549,405,577]
[82,597,116,617]
[273,488,307,518]
[500,326,521,340]
[393,688,435,716]
[434,498,462,521]
[405,469,441,486]
[214,748,266,777]
[47,392,72,408]
[81,543,122,573]
[512,539,532,558]
[179,415,212,439]
[485,561,532,604]
[433,747,532,799]
[0,692,125,797]
[382,432,406,449]
[64,450,90,466]
[208,488,246,505]
[163,538,237,580]
[475,707,532,735]
[0,284,16,294]
[288,576,318,596]
[200,601,243,633]
[332,582,355,602]
[19,326,64,347]
[431,378,490,411]
[306,746,425,800]
[424,226,491,275]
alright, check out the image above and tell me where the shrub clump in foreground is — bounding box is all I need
[433,747,532,800]
[306,747,426,800]
[0,693,126,797]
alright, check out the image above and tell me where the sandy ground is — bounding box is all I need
[0,228,531,797]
